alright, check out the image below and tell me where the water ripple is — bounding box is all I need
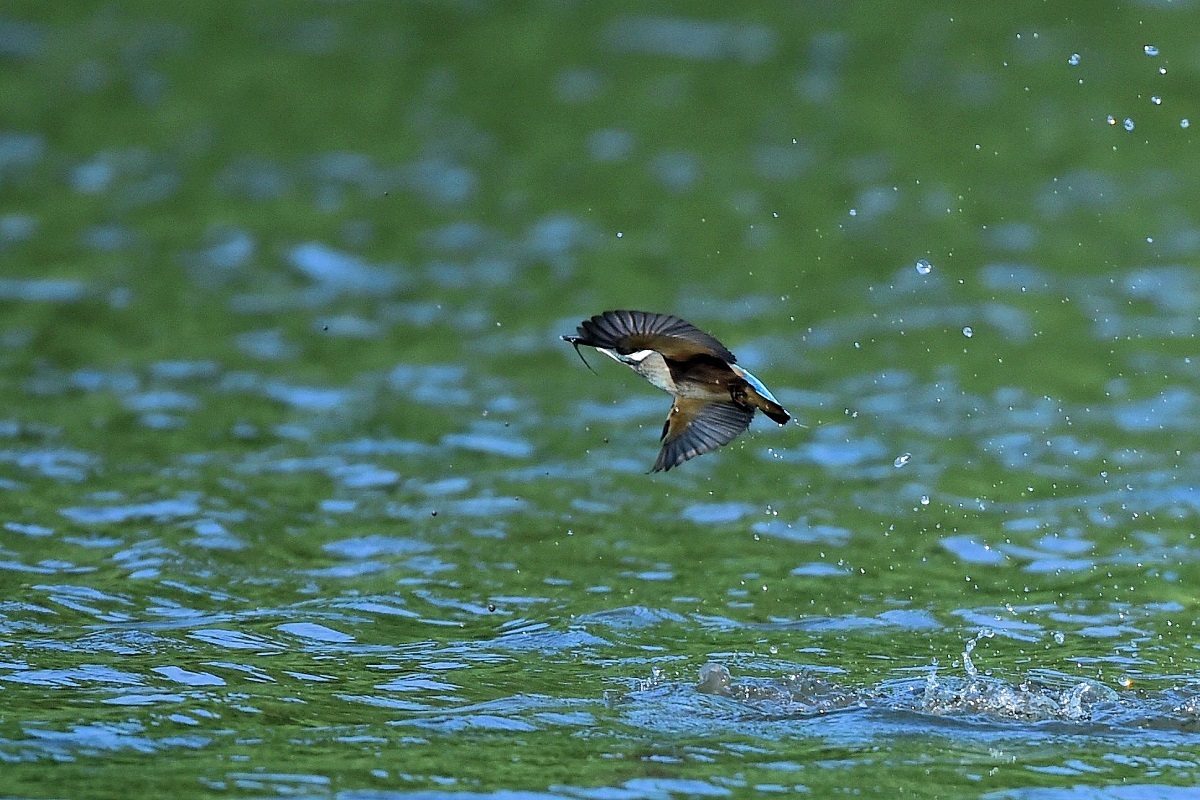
[604,16,777,63]
[61,498,200,525]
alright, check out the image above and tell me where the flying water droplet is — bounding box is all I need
[962,326,974,338]
[915,258,932,275]
[1144,44,1159,56]
[1067,53,1080,66]
[1124,117,1135,131]
[1151,96,1162,105]
[1182,118,1190,129]
[920,495,930,506]
[894,453,912,468]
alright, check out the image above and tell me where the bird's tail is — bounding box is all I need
[749,392,791,425]
[733,365,791,425]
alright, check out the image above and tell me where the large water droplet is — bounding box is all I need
[1067,53,1080,66]
[1144,44,1159,56]
[1123,117,1135,131]
[962,326,974,338]
[915,258,932,275]
[894,453,912,468]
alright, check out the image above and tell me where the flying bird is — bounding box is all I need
[562,310,790,472]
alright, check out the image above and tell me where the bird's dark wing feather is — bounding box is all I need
[572,310,737,363]
[653,398,754,472]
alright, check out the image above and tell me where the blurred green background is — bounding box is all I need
[3,2,1200,798]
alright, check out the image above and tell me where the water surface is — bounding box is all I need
[3,3,1200,798]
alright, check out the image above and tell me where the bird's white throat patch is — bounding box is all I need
[598,347,654,364]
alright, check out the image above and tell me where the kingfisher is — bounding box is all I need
[562,310,791,472]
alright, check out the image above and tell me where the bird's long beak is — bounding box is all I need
[561,335,597,374]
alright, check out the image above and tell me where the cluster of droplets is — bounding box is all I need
[1107,115,1135,132]
[1089,43,1189,130]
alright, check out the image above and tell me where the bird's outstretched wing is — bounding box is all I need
[653,398,754,472]
[570,310,737,363]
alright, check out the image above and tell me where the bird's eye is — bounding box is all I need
[615,344,633,355]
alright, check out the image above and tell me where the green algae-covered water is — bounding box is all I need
[4,3,1200,798]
